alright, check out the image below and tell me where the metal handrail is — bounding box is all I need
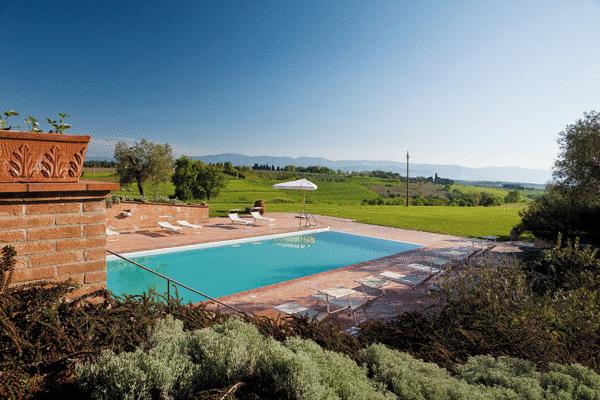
[106,250,246,316]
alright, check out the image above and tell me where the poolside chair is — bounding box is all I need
[406,263,441,275]
[176,220,202,233]
[106,227,120,241]
[355,275,389,296]
[228,209,253,226]
[250,207,275,225]
[158,221,183,234]
[380,271,427,288]
[312,286,374,323]
[274,302,328,321]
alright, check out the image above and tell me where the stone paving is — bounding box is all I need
[107,212,526,327]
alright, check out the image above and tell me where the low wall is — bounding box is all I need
[107,201,209,232]
[0,181,118,295]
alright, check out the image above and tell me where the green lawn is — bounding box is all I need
[210,202,526,238]
[85,168,528,238]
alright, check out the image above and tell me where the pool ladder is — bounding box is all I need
[106,250,246,316]
[298,211,318,229]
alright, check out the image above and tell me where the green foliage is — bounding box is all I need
[46,112,71,133]
[520,187,600,246]
[529,235,600,292]
[76,317,600,400]
[77,318,392,400]
[77,317,195,400]
[505,190,522,203]
[23,115,41,132]
[554,111,600,197]
[0,110,19,130]
[195,163,226,201]
[359,253,600,373]
[114,139,174,197]
[521,111,600,246]
[171,156,227,201]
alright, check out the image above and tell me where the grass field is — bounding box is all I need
[85,168,531,238]
[209,203,526,238]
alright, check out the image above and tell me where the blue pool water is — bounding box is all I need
[107,231,421,303]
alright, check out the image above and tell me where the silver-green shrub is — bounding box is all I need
[284,337,393,400]
[76,316,195,400]
[77,318,600,400]
[361,344,516,400]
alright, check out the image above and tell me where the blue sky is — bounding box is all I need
[2,1,599,169]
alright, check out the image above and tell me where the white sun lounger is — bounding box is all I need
[406,263,441,275]
[380,271,427,287]
[274,302,327,321]
[250,207,275,224]
[176,220,202,232]
[158,221,183,234]
[355,275,389,295]
[228,210,253,226]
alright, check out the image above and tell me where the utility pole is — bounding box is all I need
[406,151,409,207]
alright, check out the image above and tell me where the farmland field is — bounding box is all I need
[85,167,535,238]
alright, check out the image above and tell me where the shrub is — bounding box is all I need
[529,235,600,292]
[520,188,600,246]
[77,318,393,400]
[359,254,600,372]
[505,190,522,203]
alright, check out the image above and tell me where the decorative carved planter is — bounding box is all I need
[0,131,90,183]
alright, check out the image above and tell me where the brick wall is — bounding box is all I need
[106,201,209,232]
[0,182,118,295]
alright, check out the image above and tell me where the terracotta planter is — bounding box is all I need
[0,130,90,183]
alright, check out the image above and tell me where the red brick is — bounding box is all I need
[28,225,81,241]
[84,270,106,284]
[83,201,106,212]
[12,241,55,255]
[84,223,106,237]
[12,266,56,282]
[57,260,105,275]
[84,248,106,261]
[15,256,28,269]
[56,212,105,225]
[0,204,24,216]
[29,250,83,267]
[26,202,81,214]
[0,229,26,242]
[56,237,106,251]
[0,215,54,229]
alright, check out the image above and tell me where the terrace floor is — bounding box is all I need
[107,212,528,328]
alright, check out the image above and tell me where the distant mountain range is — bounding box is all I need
[194,153,551,185]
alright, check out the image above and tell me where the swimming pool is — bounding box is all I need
[107,230,421,303]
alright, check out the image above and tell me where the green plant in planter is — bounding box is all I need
[47,112,71,133]
[23,116,41,132]
[0,110,19,130]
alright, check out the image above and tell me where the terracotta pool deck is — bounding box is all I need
[107,212,525,327]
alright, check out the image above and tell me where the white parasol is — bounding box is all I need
[272,178,317,209]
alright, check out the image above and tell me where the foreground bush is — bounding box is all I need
[359,251,600,372]
[77,317,393,400]
[77,318,600,400]
[0,242,359,398]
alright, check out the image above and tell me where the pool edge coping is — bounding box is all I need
[107,227,331,260]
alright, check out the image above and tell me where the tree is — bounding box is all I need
[194,163,226,200]
[171,157,227,201]
[504,190,521,204]
[171,156,197,200]
[554,111,600,197]
[519,111,600,245]
[114,139,173,197]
